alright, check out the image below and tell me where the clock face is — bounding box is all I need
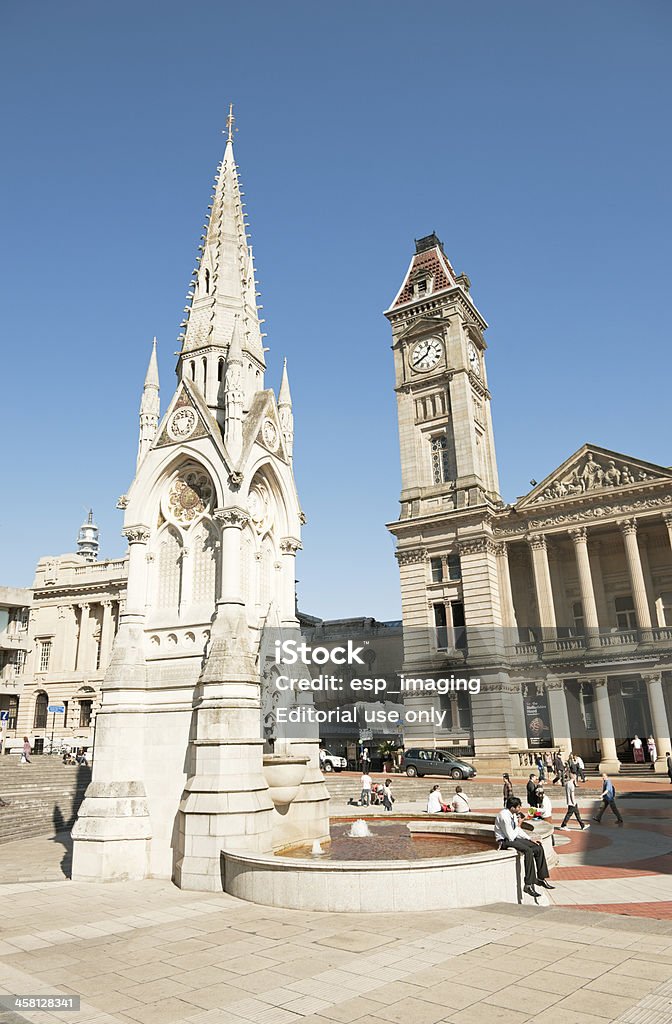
[468,341,481,376]
[411,338,442,372]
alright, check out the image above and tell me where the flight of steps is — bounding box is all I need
[322,773,600,803]
[0,758,91,844]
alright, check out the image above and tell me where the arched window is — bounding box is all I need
[190,360,195,381]
[157,527,182,612]
[217,358,224,383]
[34,691,48,730]
[202,357,207,389]
[191,520,217,607]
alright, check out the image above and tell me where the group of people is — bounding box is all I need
[631,734,658,763]
[358,771,395,810]
[426,784,471,814]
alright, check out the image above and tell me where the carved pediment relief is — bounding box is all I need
[519,445,672,509]
[155,384,209,449]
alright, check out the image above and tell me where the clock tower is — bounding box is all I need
[385,233,500,517]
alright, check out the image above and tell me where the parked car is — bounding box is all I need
[319,748,347,773]
[402,748,476,780]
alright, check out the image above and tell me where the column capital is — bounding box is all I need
[78,601,91,612]
[618,518,638,537]
[493,540,508,557]
[643,671,663,687]
[592,675,608,688]
[545,676,564,691]
[527,533,548,551]
[123,525,151,544]
[663,511,672,527]
[568,526,588,544]
[213,507,249,529]
[395,547,426,566]
[279,537,302,555]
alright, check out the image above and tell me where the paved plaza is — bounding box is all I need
[1,777,672,1024]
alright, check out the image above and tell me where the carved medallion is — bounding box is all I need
[262,419,279,451]
[167,407,198,441]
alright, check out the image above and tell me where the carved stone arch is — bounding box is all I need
[130,449,224,537]
[245,462,291,542]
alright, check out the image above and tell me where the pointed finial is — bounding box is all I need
[225,103,237,144]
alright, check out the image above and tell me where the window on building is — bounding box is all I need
[456,690,471,729]
[79,700,93,729]
[218,358,224,383]
[8,695,19,731]
[431,435,451,485]
[615,595,637,631]
[447,554,462,581]
[39,640,52,673]
[63,701,68,728]
[34,692,48,730]
[434,604,448,651]
[452,601,467,650]
[430,557,444,583]
[572,601,585,636]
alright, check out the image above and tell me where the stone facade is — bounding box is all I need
[386,234,672,774]
[0,586,32,749]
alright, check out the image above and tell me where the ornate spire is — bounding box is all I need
[178,113,265,389]
[137,338,160,468]
[278,358,294,459]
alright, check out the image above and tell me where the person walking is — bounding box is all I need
[526,774,540,808]
[502,773,514,806]
[559,773,590,831]
[552,750,564,784]
[21,736,32,764]
[593,773,624,825]
[360,770,372,807]
[494,797,555,900]
[667,751,672,785]
[574,753,586,783]
[647,735,657,764]
[535,754,546,782]
[382,778,394,811]
[361,746,370,772]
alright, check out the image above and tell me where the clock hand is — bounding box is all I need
[413,344,430,365]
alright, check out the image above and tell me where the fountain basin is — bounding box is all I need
[222,814,554,912]
[262,755,309,807]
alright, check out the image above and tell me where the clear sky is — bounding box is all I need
[2,1,670,620]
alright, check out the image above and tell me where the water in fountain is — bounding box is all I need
[310,839,325,856]
[347,819,373,838]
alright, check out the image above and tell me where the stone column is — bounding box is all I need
[592,676,621,773]
[279,538,301,626]
[528,534,556,642]
[76,603,91,671]
[545,676,571,754]
[588,542,609,634]
[638,535,657,631]
[619,519,652,639]
[643,672,672,773]
[569,527,600,647]
[663,512,672,552]
[99,600,114,672]
[495,541,518,645]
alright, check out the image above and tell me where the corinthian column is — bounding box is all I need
[592,676,621,773]
[569,527,600,647]
[619,519,652,638]
[663,512,672,553]
[528,534,556,642]
[279,537,301,626]
[643,672,672,773]
[495,541,518,645]
[545,676,571,754]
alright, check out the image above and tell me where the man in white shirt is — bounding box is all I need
[494,797,555,899]
[360,772,372,806]
[451,786,470,813]
[559,774,590,830]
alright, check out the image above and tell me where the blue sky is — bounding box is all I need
[2,1,670,619]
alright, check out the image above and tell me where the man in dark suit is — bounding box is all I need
[526,773,540,807]
[666,751,672,785]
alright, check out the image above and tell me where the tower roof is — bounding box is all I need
[179,111,265,366]
[144,337,159,389]
[278,358,292,407]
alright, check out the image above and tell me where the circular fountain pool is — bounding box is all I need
[221,813,555,913]
[278,818,492,861]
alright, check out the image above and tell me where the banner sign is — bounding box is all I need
[523,689,553,747]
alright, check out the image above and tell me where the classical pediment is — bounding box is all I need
[517,444,672,509]
[396,316,448,341]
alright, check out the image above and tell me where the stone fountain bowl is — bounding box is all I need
[262,755,309,806]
